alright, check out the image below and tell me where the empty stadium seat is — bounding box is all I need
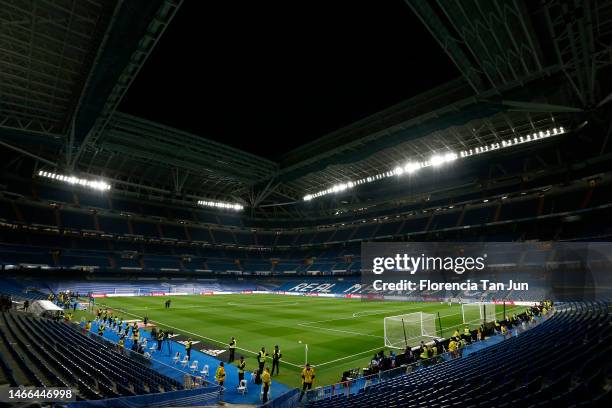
[305,302,610,408]
[0,312,183,399]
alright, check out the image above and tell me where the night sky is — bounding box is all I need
[119,0,458,161]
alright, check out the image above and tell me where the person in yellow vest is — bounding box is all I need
[237,356,246,383]
[463,326,471,340]
[453,328,461,339]
[118,336,125,349]
[476,327,483,341]
[157,330,164,351]
[448,338,458,359]
[494,320,501,333]
[215,362,226,387]
[262,367,271,403]
[228,337,236,362]
[84,320,92,335]
[420,345,430,366]
[501,325,508,336]
[299,363,315,401]
[185,338,192,361]
[458,338,466,357]
[97,323,104,336]
[256,347,268,383]
[133,327,139,343]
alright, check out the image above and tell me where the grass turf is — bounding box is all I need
[80,295,523,387]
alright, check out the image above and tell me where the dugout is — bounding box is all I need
[29,300,64,319]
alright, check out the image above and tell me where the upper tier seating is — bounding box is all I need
[0,279,47,300]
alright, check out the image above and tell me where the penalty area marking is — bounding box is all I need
[296,304,431,343]
[101,300,513,369]
[297,323,383,339]
[315,346,393,368]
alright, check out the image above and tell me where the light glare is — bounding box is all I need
[37,170,111,191]
[197,199,244,211]
[302,126,566,202]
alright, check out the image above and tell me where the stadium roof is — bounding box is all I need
[1,0,611,218]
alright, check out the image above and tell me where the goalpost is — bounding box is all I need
[383,312,437,349]
[461,302,497,326]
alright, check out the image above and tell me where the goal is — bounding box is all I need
[384,312,437,349]
[461,302,497,326]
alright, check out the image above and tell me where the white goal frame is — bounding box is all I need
[461,302,497,325]
[383,312,437,349]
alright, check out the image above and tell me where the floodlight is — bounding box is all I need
[197,199,244,211]
[444,152,458,162]
[37,170,111,191]
[301,126,568,201]
[404,162,420,173]
[430,154,445,167]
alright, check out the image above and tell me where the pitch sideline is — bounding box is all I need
[99,300,521,370]
[101,304,305,368]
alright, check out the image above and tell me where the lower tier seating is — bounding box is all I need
[0,312,182,400]
[307,302,610,408]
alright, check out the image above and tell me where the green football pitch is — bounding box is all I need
[84,295,524,387]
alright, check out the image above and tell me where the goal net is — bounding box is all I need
[461,302,497,326]
[384,312,437,349]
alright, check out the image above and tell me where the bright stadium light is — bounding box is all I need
[461,127,566,159]
[404,162,421,173]
[301,126,567,201]
[444,152,458,162]
[430,154,445,167]
[37,170,111,191]
[197,199,244,211]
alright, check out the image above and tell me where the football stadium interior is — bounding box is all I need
[1,1,611,407]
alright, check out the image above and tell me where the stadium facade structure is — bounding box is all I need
[1,1,611,407]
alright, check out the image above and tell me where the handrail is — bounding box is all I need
[303,311,552,404]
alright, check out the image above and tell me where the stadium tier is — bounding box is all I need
[2,170,612,253]
[1,1,612,407]
[0,311,182,398]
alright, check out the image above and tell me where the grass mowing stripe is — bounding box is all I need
[100,302,306,368]
[89,295,525,387]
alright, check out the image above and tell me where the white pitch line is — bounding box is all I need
[102,300,520,369]
[297,323,383,339]
[300,304,426,325]
[314,306,524,368]
[314,346,390,367]
[102,304,306,368]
